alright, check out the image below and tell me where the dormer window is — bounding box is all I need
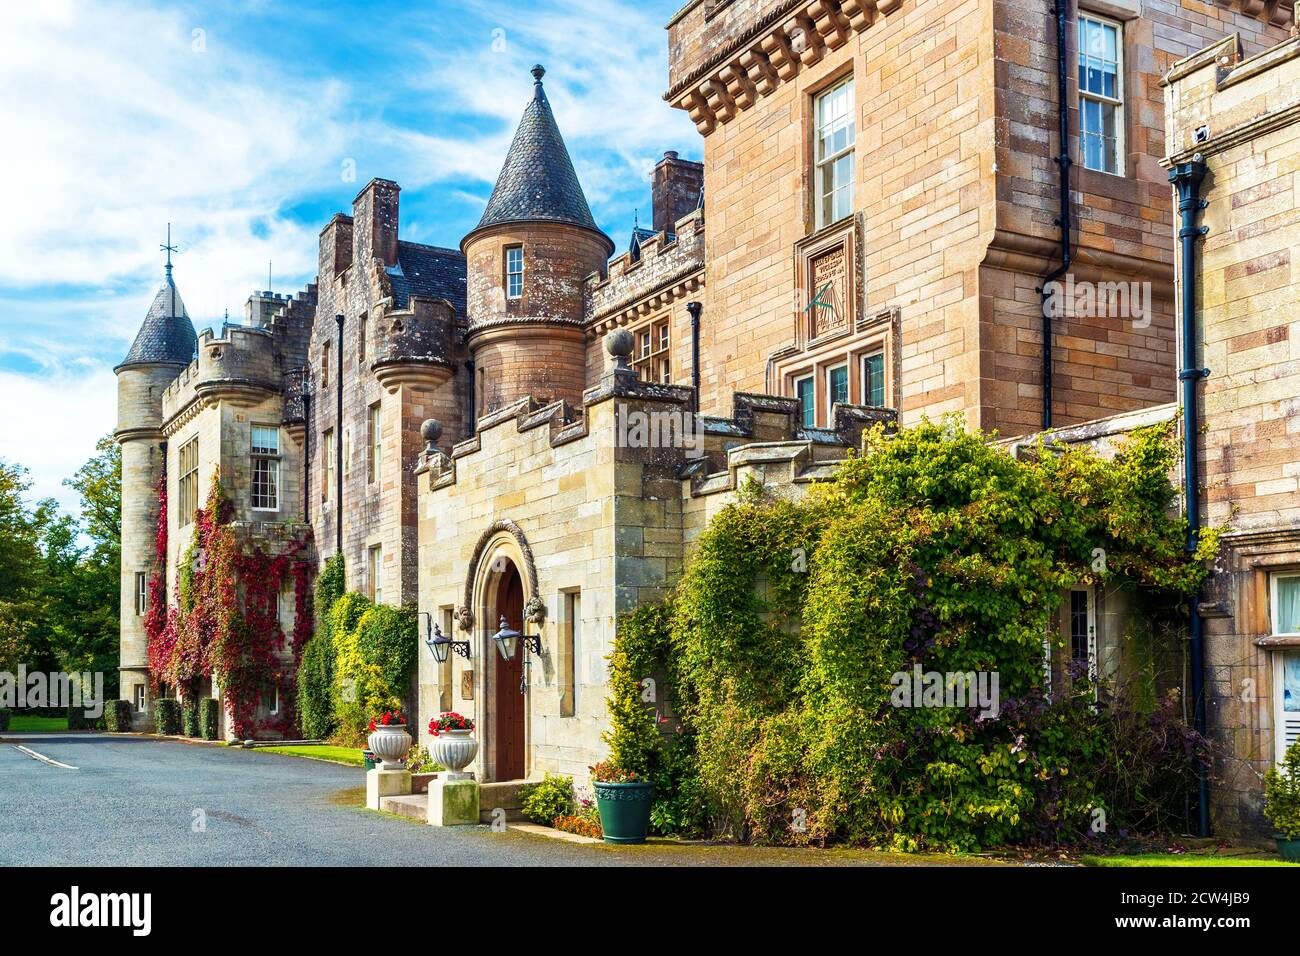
[505,246,524,299]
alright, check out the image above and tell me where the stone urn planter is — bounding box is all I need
[367,724,413,771]
[429,729,478,780]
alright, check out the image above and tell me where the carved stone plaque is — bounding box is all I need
[461,670,474,701]
[809,245,847,338]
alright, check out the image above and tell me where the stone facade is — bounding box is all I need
[1164,31,1300,836]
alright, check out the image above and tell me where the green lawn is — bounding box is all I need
[1083,852,1297,868]
[4,715,69,733]
[252,744,365,767]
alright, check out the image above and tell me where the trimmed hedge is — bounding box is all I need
[104,700,133,732]
[182,702,200,738]
[0,708,10,731]
[154,698,182,736]
[198,698,220,741]
[67,702,90,730]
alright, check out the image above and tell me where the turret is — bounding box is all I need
[462,65,613,416]
[114,255,198,725]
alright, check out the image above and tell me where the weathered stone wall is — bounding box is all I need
[664,0,1291,435]
[1165,32,1300,838]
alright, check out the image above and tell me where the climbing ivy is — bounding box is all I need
[608,419,1214,850]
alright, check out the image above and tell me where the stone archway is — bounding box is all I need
[466,527,539,782]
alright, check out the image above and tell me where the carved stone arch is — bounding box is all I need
[458,519,544,631]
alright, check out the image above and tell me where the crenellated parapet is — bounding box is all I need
[161,325,281,422]
[665,0,898,134]
[584,209,705,336]
[372,294,458,393]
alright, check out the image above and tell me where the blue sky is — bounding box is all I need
[0,0,696,513]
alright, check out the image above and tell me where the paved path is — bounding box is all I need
[0,733,994,867]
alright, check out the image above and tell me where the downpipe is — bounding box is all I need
[1036,0,1073,431]
[1170,157,1210,837]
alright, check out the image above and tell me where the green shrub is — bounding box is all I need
[1265,740,1300,840]
[67,702,93,730]
[297,630,335,740]
[154,698,182,736]
[609,419,1214,851]
[314,554,346,645]
[0,708,10,731]
[198,698,220,741]
[103,700,133,732]
[181,702,200,737]
[521,774,574,825]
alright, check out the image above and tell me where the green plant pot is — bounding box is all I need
[1275,835,1300,862]
[593,781,655,844]
[362,750,378,771]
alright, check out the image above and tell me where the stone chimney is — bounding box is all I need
[652,151,703,235]
[319,213,354,279]
[353,178,401,268]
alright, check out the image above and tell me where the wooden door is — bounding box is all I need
[493,566,526,780]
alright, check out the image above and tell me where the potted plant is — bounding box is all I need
[427,712,478,778]
[590,760,654,844]
[1264,739,1300,862]
[366,711,411,771]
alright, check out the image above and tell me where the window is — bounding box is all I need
[1271,572,1300,636]
[505,246,524,299]
[1276,651,1300,764]
[367,402,382,484]
[1068,587,1097,678]
[321,341,331,389]
[631,318,671,384]
[1271,573,1300,764]
[795,375,815,429]
[826,364,848,419]
[133,685,146,712]
[368,544,383,604]
[322,429,335,502]
[177,437,199,526]
[561,591,581,718]
[862,350,885,408]
[358,314,367,364]
[815,76,855,228]
[1078,14,1123,175]
[135,572,148,616]
[251,425,280,511]
[438,607,454,712]
[268,684,279,716]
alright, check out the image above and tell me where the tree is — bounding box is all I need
[0,460,52,673]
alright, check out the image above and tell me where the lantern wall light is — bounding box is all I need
[421,613,470,663]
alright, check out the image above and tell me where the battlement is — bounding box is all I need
[373,294,458,393]
[161,324,280,420]
[584,208,704,328]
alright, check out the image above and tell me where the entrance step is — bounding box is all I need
[379,794,427,821]
[478,780,530,824]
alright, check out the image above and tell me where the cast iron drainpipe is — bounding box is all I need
[1036,0,1074,431]
[1170,157,1211,837]
[687,300,702,413]
[334,313,344,555]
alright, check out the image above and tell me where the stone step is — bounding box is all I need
[478,780,529,824]
[379,794,428,821]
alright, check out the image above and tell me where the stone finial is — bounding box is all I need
[605,328,634,368]
[421,418,443,451]
[531,64,546,83]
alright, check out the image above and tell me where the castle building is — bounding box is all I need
[118,0,1296,833]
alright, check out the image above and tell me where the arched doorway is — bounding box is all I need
[490,559,527,781]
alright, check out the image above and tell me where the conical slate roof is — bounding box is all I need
[473,65,605,241]
[117,273,199,369]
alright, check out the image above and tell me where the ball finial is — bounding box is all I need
[531,64,546,83]
[421,418,443,445]
[605,328,634,360]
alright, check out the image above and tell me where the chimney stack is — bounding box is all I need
[652,151,703,235]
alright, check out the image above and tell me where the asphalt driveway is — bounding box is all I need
[0,733,993,867]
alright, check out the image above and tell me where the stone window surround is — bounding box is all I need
[630,314,672,384]
[776,322,893,427]
[250,423,281,513]
[812,71,856,230]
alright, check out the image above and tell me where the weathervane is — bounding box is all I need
[161,223,180,316]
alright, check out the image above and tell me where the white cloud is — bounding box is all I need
[0,368,118,514]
